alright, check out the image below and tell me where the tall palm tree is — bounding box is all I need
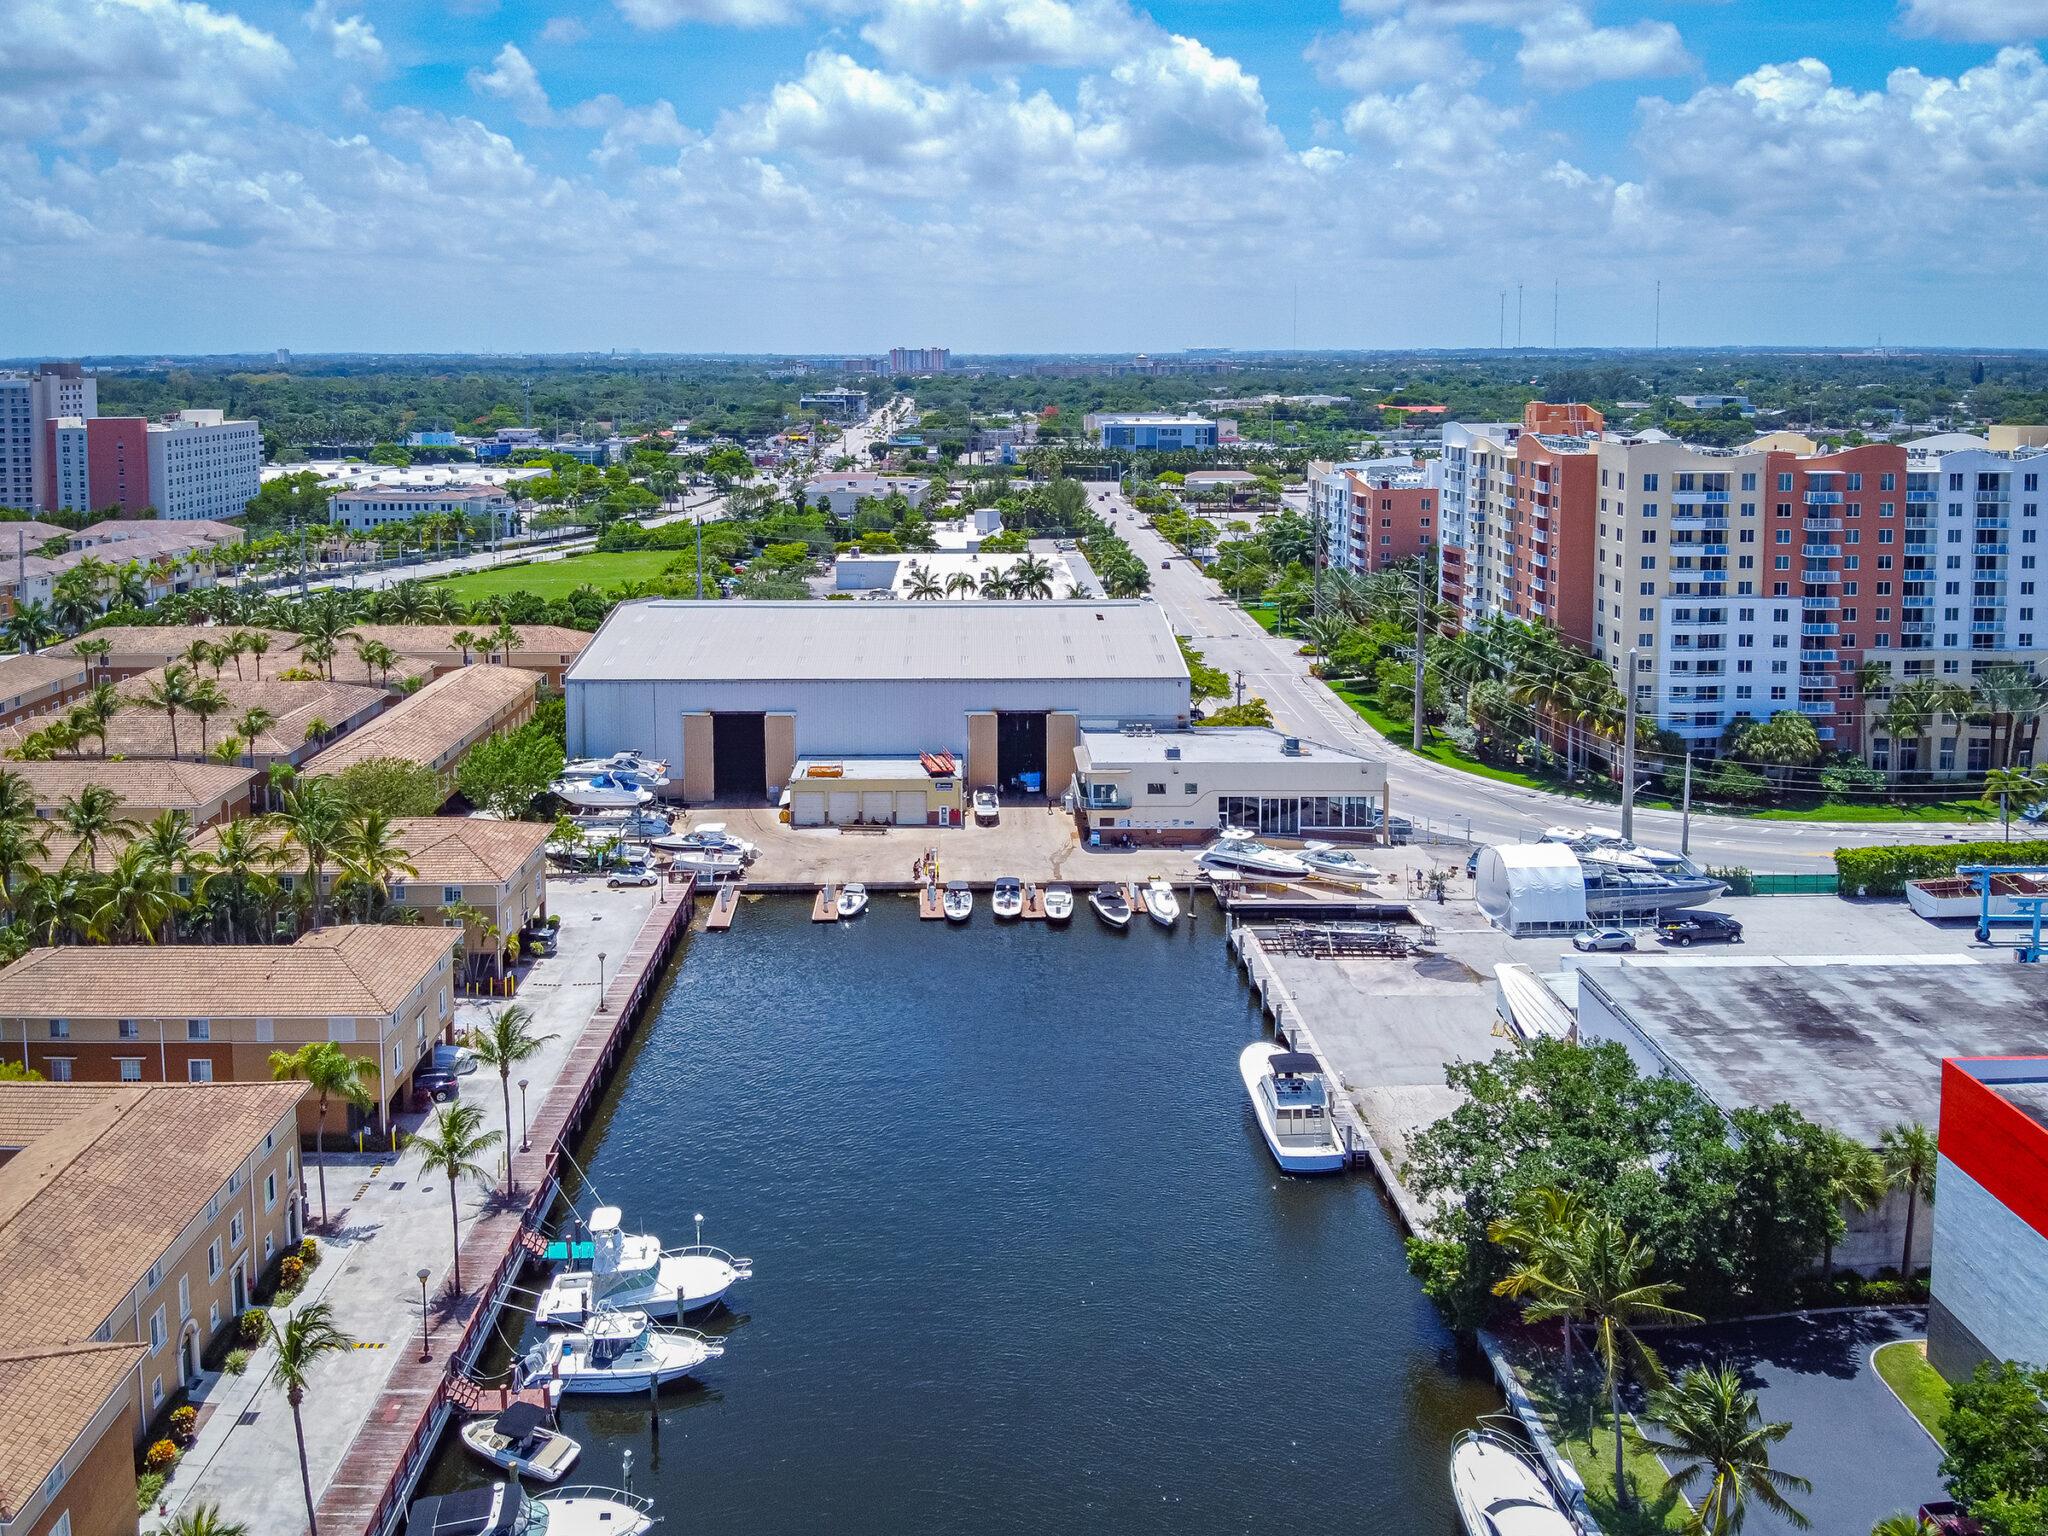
[261,1301,354,1536]
[236,706,277,769]
[58,783,137,872]
[1982,766,2046,843]
[196,818,284,943]
[904,564,944,600]
[1515,1214,1702,1506]
[245,630,271,680]
[0,817,50,918]
[1817,1130,1888,1281]
[268,1040,374,1230]
[72,635,111,682]
[70,681,125,757]
[4,600,58,654]
[88,843,183,943]
[1008,555,1056,600]
[1880,1121,1938,1279]
[411,1101,502,1295]
[1640,1363,1811,1536]
[1971,663,2044,769]
[19,868,94,945]
[977,566,1012,600]
[468,1004,556,1186]
[333,809,418,921]
[273,778,346,931]
[165,1506,249,1536]
[187,677,229,754]
[134,663,196,758]
[1488,1185,1591,1365]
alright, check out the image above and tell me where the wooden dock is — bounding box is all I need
[1021,884,1046,920]
[706,882,740,930]
[811,885,836,922]
[918,883,944,919]
[1127,881,1148,919]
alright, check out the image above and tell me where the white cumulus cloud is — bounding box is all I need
[468,42,553,123]
[1517,7,1694,90]
[614,0,809,27]
[1307,17,1480,92]
[303,1,385,66]
[1898,0,2048,43]
[1077,33,1284,166]
[860,0,1145,74]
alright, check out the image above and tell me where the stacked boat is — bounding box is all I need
[650,823,756,879]
[552,752,669,811]
[1538,826,1724,918]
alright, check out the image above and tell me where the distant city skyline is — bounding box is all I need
[5,0,2047,354]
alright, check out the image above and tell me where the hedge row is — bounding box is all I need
[1835,838,2048,896]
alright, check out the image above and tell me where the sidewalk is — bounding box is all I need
[151,879,659,1534]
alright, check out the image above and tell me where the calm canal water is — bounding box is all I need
[422,895,1495,1532]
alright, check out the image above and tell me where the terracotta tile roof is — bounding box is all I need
[190,815,548,887]
[0,520,75,546]
[52,624,586,684]
[0,1083,127,1150]
[7,759,254,814]
[0,1081,306,1345]
[352,624,591,663]
[301,664,536,778]
[0,653,90,700]
[0,670,386,761]
[0,927,456,1021]
[0,1340,147,1521]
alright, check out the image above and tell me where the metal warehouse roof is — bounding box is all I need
[569,600,1189,685]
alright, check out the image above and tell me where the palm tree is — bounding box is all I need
[451,628,479,665]
[333,809,418,921]
[245,630,271,680]
[1982,766,2046,842]
[4,600,57,653]
[88,842,183,943]
[19,868,94,944]
[977,566,1011,600]
[943,570,977,599]
[355,638,400,686]
[268,1040,374,1230]
[165,1506,249,1536]
[1514,1214,1701,1507]
[236,706,277,768]
[0,817,50,918]
[1880,1121,1938,1279]
[1816,1130,1888,1281]
[58,783,137,872]
[197,818,284,943]
[1870,1515,1933,1536]
[1971,663,2044,769]
[273,778,345,931]
[72,634,111,681]
[490,622,523,666]
[468,1004,556,1186]
[1640,1363,1810,1535]
[187,676,229,754]
[134,663,196,758]
[261,1301,354,1536]
[1488,1185,1591,1365]
[70,681,125,757]
[1008,555,1056,600]
[411,1101,502,1295]
[904,564,944,600]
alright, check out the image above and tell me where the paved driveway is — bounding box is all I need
[1654,1309,1942,1536]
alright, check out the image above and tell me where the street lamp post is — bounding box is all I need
[597,951,608,1012]
[417,1268,433,1361]
[519,1077,530,1152]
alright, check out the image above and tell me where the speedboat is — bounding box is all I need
[837,882,868,919]
[457,1402,580,1483]
[534,1206,752,1326]
[992,876,1024,919]
[567,808,673,841]
[1043,885,1074,924]
[1088,883,1132,929]
[653,822,757,861]
[1298,841,1376,882]
[943,881,974,922]
[1198,828,1311,880]
[1543,825,1705,879]
[517,1308,723,1396]
[1450,1429,1577,1536]
[1144,878,1180,926]
[551,773,654,811]
[406,1481,656,1536]
[659,845,747,879]
[1238,1041,1346,1174]
[560,751,670,787]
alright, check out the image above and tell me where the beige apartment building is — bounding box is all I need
[0,1080,305,1536]
[12,760,256,827]
[0,928,457,1133]
[299,663,539,797]
[0,653,93,728]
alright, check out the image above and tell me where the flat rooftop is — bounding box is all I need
[1580,956,2048,1145]
[1079,726,1373,765]
[569,600,1188,685]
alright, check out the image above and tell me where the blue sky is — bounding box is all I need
[5,0,2047,354]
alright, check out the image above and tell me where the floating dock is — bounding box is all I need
[1021,885,1047,920]
[812,885,836,922]
[706,883,741,931]
[919,883,945,919]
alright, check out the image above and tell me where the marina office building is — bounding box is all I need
[1071,726,1389,844]
[566,600,1193,807]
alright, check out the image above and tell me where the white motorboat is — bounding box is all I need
[1144,878,1180,926]
[1450,1429,1578,1536]
[517,1309,723,1396]
[1089,883,1132,929]
[1298,841,1377,882]
[992,876,1024,919]
[1238,1041,1346,1174]
[1198,828,1311,880]
[405,1481,657,1536]
[659,845,747,879]
[457,1402,580,1484]
[560,751,671,789]
[652,823,757,861]
[1043,884,1074,924]
[551,774,654,811]
[837,882,868,919]
[535,1207,752,1326]
[943,881,974,922]
[567,808,672,841]
[1543,825,1706,879]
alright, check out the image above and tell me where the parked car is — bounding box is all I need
[432,1044,479,1077]
[520,926,558,957]
[1466,846,1485,878]
[1658,912,1745,946]
[609,868,660,888]
[1572,928,1636,953]
[410,1069,460,1109]
[973,788,1000,826]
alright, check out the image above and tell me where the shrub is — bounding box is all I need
[136,1473,166,1512]
[169,1405,197,1444]
[1863,1279,1909,1304]
[224,1349,249,1375]
[237,1308,268,1346]
[1836,837,2048,897]
[296,1236,321,1272]
[278,1255,306,1290]
[144,1439,181,1474]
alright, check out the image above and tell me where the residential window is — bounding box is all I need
[48,1019,68,1039]
[48,1057,73,1082]
[187,1060,214,1083]
[265,1172,278,1209]
[117,1057,142,1082]
[152,1376,164,1410]
[187,1019,210,1041]
[118,1019,139,1039]
[149,1306,167,1353]
[1146,782,1166,795]
[179,1274,191,1319]
[442,886,463,905]
[230,1213,244,1249]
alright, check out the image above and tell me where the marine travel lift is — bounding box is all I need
[1961,864,2048,960]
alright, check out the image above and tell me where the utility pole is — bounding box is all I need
[1498,292,1506,351]
[1680,751,1693,857]
[1653,280,1662,350]
[694,509,704,600]
[1552,278,1559,349]
[1234,670,1245,707]
[1620,645,1639,842]
[1411,562,1428,752]
[1516,282,1523,349]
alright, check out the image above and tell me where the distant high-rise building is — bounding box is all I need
[48,409,262,521]
[887,347,950,374]
[0,363,96,512]
[275,348,292,367]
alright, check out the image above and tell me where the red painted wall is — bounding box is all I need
[86,418,150,516]
[1941,1058,2048,1246]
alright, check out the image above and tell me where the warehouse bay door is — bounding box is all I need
[996,711,1049,797]
[711,712,767,800]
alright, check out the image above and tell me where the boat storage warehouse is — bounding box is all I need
[565,600,1192,803]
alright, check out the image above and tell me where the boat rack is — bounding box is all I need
[1260,921,1425,958]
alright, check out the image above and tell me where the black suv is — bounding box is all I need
[1658,912,1744,946]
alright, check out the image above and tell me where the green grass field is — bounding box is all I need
[1517,1359,1689,1535]
[1874,1339,1951,1446]
[431,550,688,603]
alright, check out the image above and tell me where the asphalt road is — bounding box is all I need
[1089,485,1986,871]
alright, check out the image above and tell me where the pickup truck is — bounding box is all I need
[1657,912,1745,946]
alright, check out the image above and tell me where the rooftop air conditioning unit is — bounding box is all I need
[1281,737,1302,755]
[1164,746,1181,760]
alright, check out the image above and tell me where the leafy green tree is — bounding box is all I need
[1942,1361,2048,1536]
[456,721,565,821]
[1641,1364,1810,1535]
[330,757,446,818]
[1197,699,1274,728]
[1177,637,1231,702]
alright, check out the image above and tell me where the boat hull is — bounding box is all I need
[1451,1432,1577,1536]
[535,1253,745,1327]
[1237,1042,1346,1174]
[458,1421,580,1484]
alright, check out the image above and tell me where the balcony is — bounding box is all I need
[1973,621,2006,634]
[1804,570,1841,585]
[1975,542,2010,556]
[1797,700,1834,716]
[1907,489,1937,504]
[1673,542,1730,557]
[1804,490,1844,505]
[1670,488,1731,504]
[1903,621,1935,636]
[1903,594,1934,609]
[1802,595,1840,610]
[1803,518,1843,533]
[1801,545,1841,559]
[1975,487,2009,503]
[1976,515,2011,530]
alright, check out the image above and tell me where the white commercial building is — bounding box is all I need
[1070,726,1386,845]
[802,473,930,518]
[566,599,1190,803]
[145,410,263,522]
[328,483,517,534]
[0,364,95,512]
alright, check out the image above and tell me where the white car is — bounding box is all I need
[973,789,1000,826]
[608,868,660,888]
[1572,928,1635,953]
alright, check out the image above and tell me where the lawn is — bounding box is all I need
[1515,1354,1690,1536]
[1749,799,1992,824]
[1874,1339,1951,1447]
[430,550,688,603]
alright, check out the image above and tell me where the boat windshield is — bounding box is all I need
[512,1493,549,1536]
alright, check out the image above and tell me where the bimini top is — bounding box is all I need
[1269,1052,1323,1076]
[567,600,1188,686]
[494,1401,550,1442]
[406,1485,517,1536]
